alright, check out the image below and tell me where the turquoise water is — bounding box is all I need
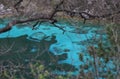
[0,21,116,78]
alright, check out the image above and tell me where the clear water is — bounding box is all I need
[0,21,116,77]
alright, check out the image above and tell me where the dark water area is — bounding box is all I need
[0,35,76,68]
[0,35,56,61]
[0,34,77,77]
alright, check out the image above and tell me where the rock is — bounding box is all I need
[0,4,15,18]
[0,4,4,10]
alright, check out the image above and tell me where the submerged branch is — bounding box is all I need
[0,42,15,56]
[0,17,48,33]
[0,17,65,33]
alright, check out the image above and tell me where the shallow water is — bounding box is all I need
[0,21,116,77]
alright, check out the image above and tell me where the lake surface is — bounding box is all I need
[0,20,116,78]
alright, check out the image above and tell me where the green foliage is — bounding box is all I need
[106,23,120,45]
[0,61,71,79]
[29,62,70,79]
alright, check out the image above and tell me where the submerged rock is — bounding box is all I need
[27,32,47,42]
[49,43,71,55]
